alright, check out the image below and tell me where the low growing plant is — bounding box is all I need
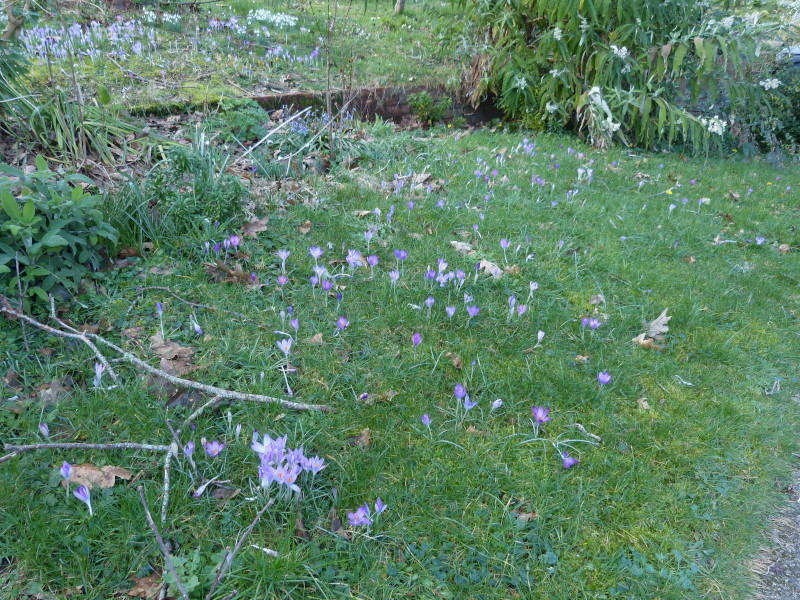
[0,156,118,307]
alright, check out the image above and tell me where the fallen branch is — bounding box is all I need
[1,442,171,464]
[0,294,331,413]
[205,498,275,600]
[49,297,120,383]
[138,485,190,600]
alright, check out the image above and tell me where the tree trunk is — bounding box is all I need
[1,0,28,42]
[394,0,405,15]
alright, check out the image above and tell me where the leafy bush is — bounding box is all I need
[456,0,786,152]
[408,91,453,125]
[0,157,118,306]
[767,66,800,149]
[206,98,273,144]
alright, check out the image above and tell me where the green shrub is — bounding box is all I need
[0,156,118,306]
[768,66,800,149]
[206,98,272,144]
[456,0,786,152]
[408,91,453,125]
[108,133,247,250]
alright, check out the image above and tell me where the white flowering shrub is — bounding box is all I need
[457,0,790,152]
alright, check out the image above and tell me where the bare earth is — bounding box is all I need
[754,476,800,600]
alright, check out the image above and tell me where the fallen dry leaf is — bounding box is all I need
[354,210,374,218]
[329,508,351,539]
[779,243,790,254]
[61,463,132,490]
[379,390,398,403]
[349,427,371,449]
[445,351,463,369]
[728,190,740,201]
[479,259,503,279]
[644,308,671,339]
[511,509,538,523]
[466,425,488,437]
[307,332,325,345]
[148,266,174,276]
[590,294,605,305]
[37,376,75,405]
[637,397,651,410]
[149,334,195,375]
[450,241,473,255]
[631,333,658,349]
[2,368,24,391]
[574,355,589,364]
[123,326,144,340]
[294,517,311,542]
[241,216,269,239]
[298,220,312,235]
[127,573,162,599]
[685,255,696,266]
[504,264,521,276]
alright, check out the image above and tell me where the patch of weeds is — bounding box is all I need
[408,90,452,126]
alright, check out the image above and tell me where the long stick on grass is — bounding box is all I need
[1,442,171,465]
[204,498,275,600]
[138,485,190,600]
[0,295,331,413]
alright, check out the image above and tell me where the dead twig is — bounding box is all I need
[205,498,275,600]
[1,442,171,465]
[49,297,120,383]
[138,485,190,600]
[0,294,332,413]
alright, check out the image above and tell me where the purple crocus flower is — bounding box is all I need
[61,461,72,483]
[422,413,431,427]
[463,395,477,411]
[517,304,528,316]
[367,255,379,267]
[412,332,422,347]
[375,497,386,516]
[308,456,326,473]
[73,485,93,515]
[500,238,509,249]
[581,317,590,329]
[532,406,551,424]
[454,384,466,399]
[39,422,50,439]
[156,302,163,316]
[184,440,194,457]
[467,306,480,318]
[336,316,349,330]
[309,246,324,260]
[491,399,503,410]
[508,295,516,309]
[425,297,435,309]
[322,280,333,291]
[756,236,765,245]
[229,235,241,248]
[389,270,400,282]
[589,318,601,330]
[93,362,105,388]
[597,371,612,385]
[446,306,456,319]
[278,275,288,287]
[205,440,225,457]
[562,452,579,469]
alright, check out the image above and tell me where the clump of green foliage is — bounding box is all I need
[408,91,453,125]
[108,133,247,250]
[767,66,800,149]
[457,0,785,152]
[206,98,273,144]
[0,156,118,306]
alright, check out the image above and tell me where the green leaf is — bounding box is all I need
[98,86,112,106]
[1,191,20,220]
[40,231,68,248]
[36,155,47,172]
[71,185,82,202]
[22,199,35,223]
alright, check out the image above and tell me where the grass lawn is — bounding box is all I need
[1,122,799,599]
[20,0,462,110]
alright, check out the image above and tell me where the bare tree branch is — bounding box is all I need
[0,294,332,413]
[138,485,190,600]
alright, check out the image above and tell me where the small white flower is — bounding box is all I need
[759,78,781,91]
[553,27,563,41]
